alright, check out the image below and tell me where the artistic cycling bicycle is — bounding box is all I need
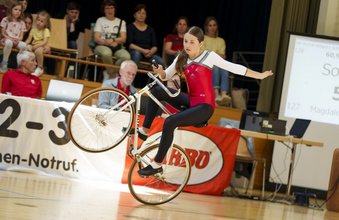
[67,72,191,205]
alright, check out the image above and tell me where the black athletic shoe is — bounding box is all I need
[127,128,148,141]
[138,165,163,177]
[137,130,148,141]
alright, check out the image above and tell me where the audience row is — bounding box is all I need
[0,0,232,107]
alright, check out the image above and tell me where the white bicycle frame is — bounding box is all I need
[121,72,181,159]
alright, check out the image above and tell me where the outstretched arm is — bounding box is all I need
[245,69,273,80]
[210,52,273,79]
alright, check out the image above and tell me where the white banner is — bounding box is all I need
[0,94,240,195]
[0,94,127,182]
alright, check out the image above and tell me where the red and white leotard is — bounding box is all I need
[163,51,247,109]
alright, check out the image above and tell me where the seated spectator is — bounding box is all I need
[126,4,165,68]
[64,1,80,49]
[164,16,189,65]
[94,0,130,79]
[203,16,231,107]
[22,12,32,41]
[0,1,27,72]
[1,50,42,98]
[25,10,51,77]
[18,0,27,12]
[98,59,138,108]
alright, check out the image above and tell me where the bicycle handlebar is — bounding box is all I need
[147,72,181,97]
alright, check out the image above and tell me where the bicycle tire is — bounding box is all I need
[67,87,135,152]
[128,144,191,205]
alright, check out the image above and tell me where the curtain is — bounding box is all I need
[257,0,320,113]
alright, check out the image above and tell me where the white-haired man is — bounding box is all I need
[1,50,42,98]
[98,59,138,108]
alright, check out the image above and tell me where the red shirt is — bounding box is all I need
[165,34,184,51]
[117,78,131,96]
[184,63,215,109]
[117,78,131,103]
[1,69,42,98]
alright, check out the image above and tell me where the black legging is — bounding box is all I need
[143,85,214,163]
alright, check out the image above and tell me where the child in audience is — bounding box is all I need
[0,1,26,72]
[18,0,27,12]
[19,0,29,40]
[22,12,32,41]
[25,10,51,76]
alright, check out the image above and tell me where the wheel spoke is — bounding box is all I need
[67,88,134,152]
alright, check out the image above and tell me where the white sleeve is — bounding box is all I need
[206,51,247,76]
[120,19,127,33]
[94,17,103,33]
[163,57,178,81]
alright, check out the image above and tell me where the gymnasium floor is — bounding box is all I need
[0,170,338,220]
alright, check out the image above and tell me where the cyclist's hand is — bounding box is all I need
[153,66,166,79]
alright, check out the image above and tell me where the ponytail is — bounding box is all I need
[175,50,188,75]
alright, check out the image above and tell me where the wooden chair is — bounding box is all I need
[80,27,99,81]
[48,18,79,78]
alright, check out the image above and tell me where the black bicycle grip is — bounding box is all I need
[151,59,159,69]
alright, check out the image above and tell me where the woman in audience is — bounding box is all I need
[94,0,130,79]
[1,50,42,98]
[0,1,26,72]
[25,10,51,77]
[203,16,231,107]
[164,16,189,65]
[126,4,165,68]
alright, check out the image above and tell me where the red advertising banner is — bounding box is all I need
[121,116,240,196]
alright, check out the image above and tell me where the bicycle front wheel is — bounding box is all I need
[67,87,135,152]
[128,144,191,205]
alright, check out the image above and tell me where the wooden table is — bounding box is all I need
[240,130,323,196]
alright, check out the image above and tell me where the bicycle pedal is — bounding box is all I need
[138,171,163,179]
[138,174,148,178]
[153,172,163,177]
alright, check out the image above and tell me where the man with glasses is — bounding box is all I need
[97,60,138,108]
[93,0,130,79]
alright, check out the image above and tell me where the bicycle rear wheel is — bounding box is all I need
[67,87,135,152]
[128,144,191,205]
